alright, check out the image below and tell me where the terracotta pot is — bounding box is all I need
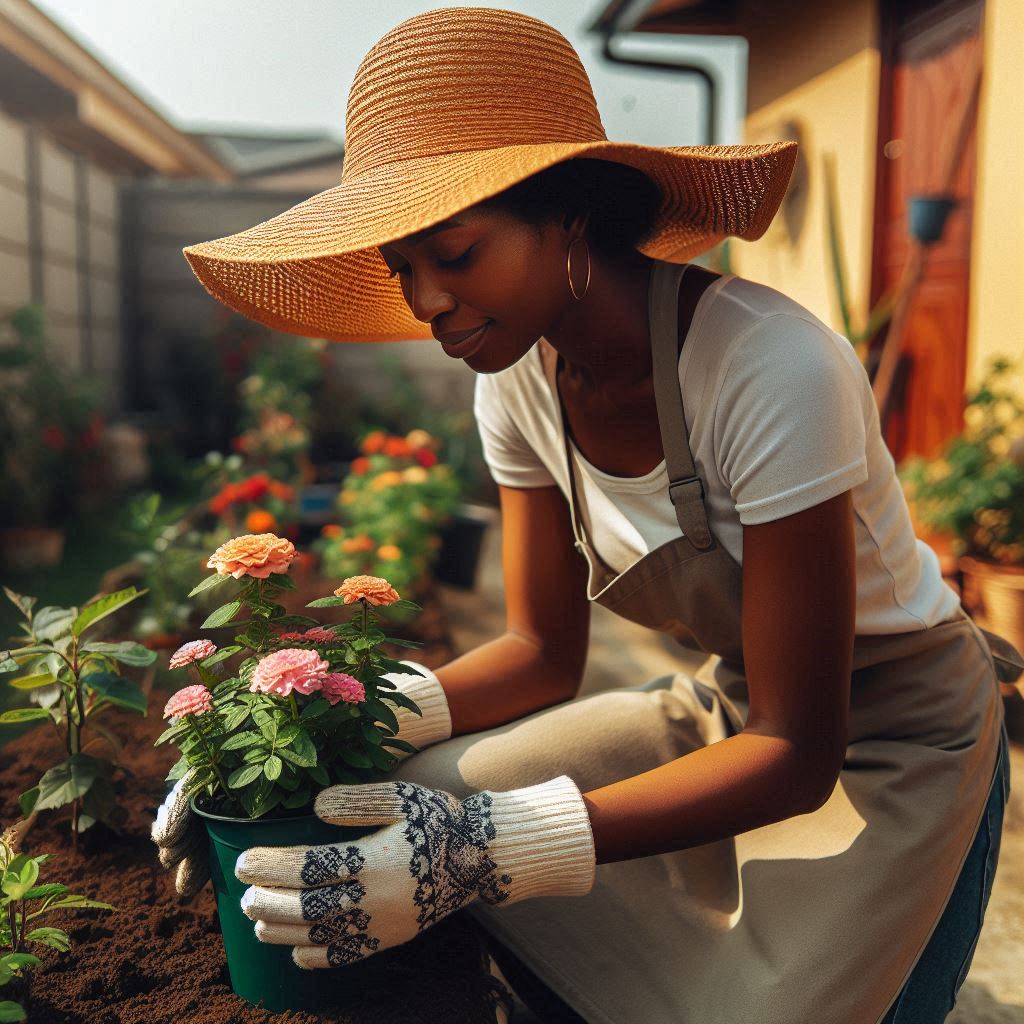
[0,527,65,571]
[959,556,1024,697]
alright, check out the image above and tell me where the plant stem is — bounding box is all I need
[361,599,368,635]
[289,694,298,721]
[192,717,230,796]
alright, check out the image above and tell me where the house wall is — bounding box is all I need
[0,106,122,401]
[967,0,1024,391]
[727,0,880,338]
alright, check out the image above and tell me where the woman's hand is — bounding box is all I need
[150,662,453,897]
[234,775,596,968]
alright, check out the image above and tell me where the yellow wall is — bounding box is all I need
[728,0,880,336]
[967,0,1024,391]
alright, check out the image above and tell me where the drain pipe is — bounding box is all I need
[593,0,720,145]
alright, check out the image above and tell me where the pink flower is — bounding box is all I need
[163,685,213,720]
[207,533,297,579]
[276,627,337,645]
[320,673,366,706]
[168,639,218,670]
[250,648,329,698]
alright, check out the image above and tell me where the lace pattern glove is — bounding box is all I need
[234,775,596,969]
[150,662,451,896]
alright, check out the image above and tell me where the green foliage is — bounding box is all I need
[899,357,1024,564]
[158,569,427,820]
[0,586,154,835]
[0,833,115,1019]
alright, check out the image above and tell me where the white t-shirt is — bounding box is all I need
[472,269,961,635]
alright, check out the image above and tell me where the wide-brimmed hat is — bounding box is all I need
[183,7,798,343]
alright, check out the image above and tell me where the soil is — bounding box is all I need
[0,589,507,1024]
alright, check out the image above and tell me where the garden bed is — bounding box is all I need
[0,589,506,1024]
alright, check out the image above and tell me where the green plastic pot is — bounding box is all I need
[191,798,374,1014]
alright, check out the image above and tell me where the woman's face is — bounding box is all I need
[377,204,577,374]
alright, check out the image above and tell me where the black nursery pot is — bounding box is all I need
[433,504,494,590]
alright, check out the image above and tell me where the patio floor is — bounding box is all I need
[437,518,1024,1024]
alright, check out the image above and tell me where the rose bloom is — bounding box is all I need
[320,672,366,706]
[163,684,213,720]
[377,545,402,561]
[245,509,278,533]
[168,639,218,669]
[250,648,329,697]
[207,533,297,579]
[334,575,401,606]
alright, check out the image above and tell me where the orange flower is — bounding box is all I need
[402,466,429,484]
[268,480,295,500]
[245,509,278,533]
[207,533,297,579]
[370,470,404,492]
[339,490,357,506]
[361,430,387,454]
[351,456,370,476]
[334,575,400,605]
[405,429,435,451]
[383,436,412,458]
[342,534,375,553]
[377,545,402,561]
[321,524,343,539]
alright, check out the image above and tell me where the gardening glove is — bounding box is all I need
[234,775,596,968]
[150,661,451,898]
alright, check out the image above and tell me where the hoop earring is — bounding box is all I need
[567,237,591,301]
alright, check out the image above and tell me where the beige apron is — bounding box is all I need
[393,260,1011,1024]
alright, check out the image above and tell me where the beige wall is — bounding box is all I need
[729,0,880,337]
[966,0,1024,391]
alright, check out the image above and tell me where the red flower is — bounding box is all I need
[231,436,247,452]
[414,448,438,468]
[351,457,370,475]
[41,425,65,449]
[383,437,412,458]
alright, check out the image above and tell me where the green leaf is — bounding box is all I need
[188,573,231,598]
[384,690,423,716]
[33,607,75,642]
[1,856,39,900]
[0,708,50,724]
[3,587,35,619]
[299,699,330,723]
[201,600,243,630]
[81,671,147,715]
[43,895,114,912]
[2,954,39,972]
[0,657,20,675]
[7,672,57,690]
[339,748,373,770]
[21,883,67,901]
[380,637,424,650]
[200,645,242,670]
[228,764,264,788]
[364,697,400,734]
[377,599,422,615]
[266,572,296,591]
[380,737,417,754]
[71,587,146,639]
[281,787,312,810]
[18,787,38,817]
[79,641,157,667]
[360,721,383,746]
[220,731,261,751]
[366,745,397,772]
[264,755,282,781]
[305,596,348,608]
[277,731,316,768]
[25,927,70,951]
[0,1000,27,1022]
[35,754,99,811]
[308,763,330,787]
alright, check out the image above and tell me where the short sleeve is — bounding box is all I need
[473,371,557,488]
[713,314,870,525]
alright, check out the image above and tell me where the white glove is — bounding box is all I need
[234,775,596,968]
[151,661,452,896]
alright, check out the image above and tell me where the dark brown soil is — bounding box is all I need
[0,592,507,1024]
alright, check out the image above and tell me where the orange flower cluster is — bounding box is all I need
[334,575,401,606]
[358,430,438,469]
[210,473,294,516]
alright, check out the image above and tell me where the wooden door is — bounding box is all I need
[870,0,983,462]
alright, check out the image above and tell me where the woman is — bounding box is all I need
[156,9,1015,1023]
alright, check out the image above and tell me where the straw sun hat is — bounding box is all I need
[183,6,798,343]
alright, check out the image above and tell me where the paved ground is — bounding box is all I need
[436,520,1024,1023]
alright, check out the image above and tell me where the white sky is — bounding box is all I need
[32,0,747,147]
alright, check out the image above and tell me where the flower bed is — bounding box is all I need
[0,584,506,1023]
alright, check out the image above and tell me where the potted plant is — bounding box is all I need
[0,307,106,570]
[154,532,428,1012]
[899,356,1024,687]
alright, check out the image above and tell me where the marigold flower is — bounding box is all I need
[341,534,375,553]
[334,575,401,606]
[361,430,387,454]
[169,639,218,670]
[351,457,370,476]
[383,437,412,458]
[340,490,357,506]
[250,648,330,697]
[207,533,297,579]
[321,523,343,539]
[320,672,366,706]
[370,470,404,492]
[377,545,402,561]
[268,480,295,500]
[405,429,434,451]
[402,466,429,484]
[413,448,438,468]
[163,684,213,720]
[245,509,278,533]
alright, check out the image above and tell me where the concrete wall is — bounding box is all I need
[0,106,121,399]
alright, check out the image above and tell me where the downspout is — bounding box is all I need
[594,0,720,144]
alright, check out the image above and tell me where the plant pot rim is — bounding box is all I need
[189,796,314,824]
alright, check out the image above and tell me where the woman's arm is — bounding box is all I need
[583,490,856,864]
[434,483,591,736]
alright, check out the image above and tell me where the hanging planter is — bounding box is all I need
[907,195,958,245]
